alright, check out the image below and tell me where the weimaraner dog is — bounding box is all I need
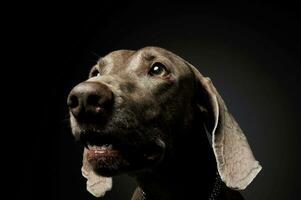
[67,47,262,200]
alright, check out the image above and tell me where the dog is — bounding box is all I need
[67,47,262,199]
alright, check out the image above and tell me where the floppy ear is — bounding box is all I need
[189,65,262,190]
[81,148,112,197]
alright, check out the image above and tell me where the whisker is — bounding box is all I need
[61,113,71,127]
[90,51,101,58]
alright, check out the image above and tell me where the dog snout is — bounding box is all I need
[67,82,113,120]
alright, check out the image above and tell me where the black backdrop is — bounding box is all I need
[8,2,300,200]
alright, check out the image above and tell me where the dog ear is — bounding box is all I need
[81,148,112,197]
[189,64,262,190]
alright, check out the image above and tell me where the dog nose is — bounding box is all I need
[67,82,113,120]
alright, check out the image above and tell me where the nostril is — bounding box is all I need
[87,94,101,107]
[68,95,79,109]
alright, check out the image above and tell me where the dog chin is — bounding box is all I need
[85,145,130,176]
[90,160,130,177]
[84,142,165,177]
[89,157,162,177]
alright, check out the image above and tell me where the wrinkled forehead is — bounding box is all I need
[98,49,135,69]
[96,47,190,75]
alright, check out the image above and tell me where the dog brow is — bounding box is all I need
[97,58,106,67]
[143,53,156,61]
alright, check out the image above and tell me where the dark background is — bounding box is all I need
[6,2,300,200]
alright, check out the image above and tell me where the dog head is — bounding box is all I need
[67,47,261,196]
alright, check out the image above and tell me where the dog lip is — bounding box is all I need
[80,131,123,148]
[88,144,113,150]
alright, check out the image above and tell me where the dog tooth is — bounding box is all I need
[95,149,105,154]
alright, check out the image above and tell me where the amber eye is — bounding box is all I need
[148,62,168,76]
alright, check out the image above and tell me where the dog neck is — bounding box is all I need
[130,115,223,200]
[131,171,223,200]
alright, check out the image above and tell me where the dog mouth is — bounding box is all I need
[80,131,165,176]
[86,144,120,160]
[82,134,125,157]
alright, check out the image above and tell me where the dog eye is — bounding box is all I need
[91,70,101,77]
[149,62,168,76]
